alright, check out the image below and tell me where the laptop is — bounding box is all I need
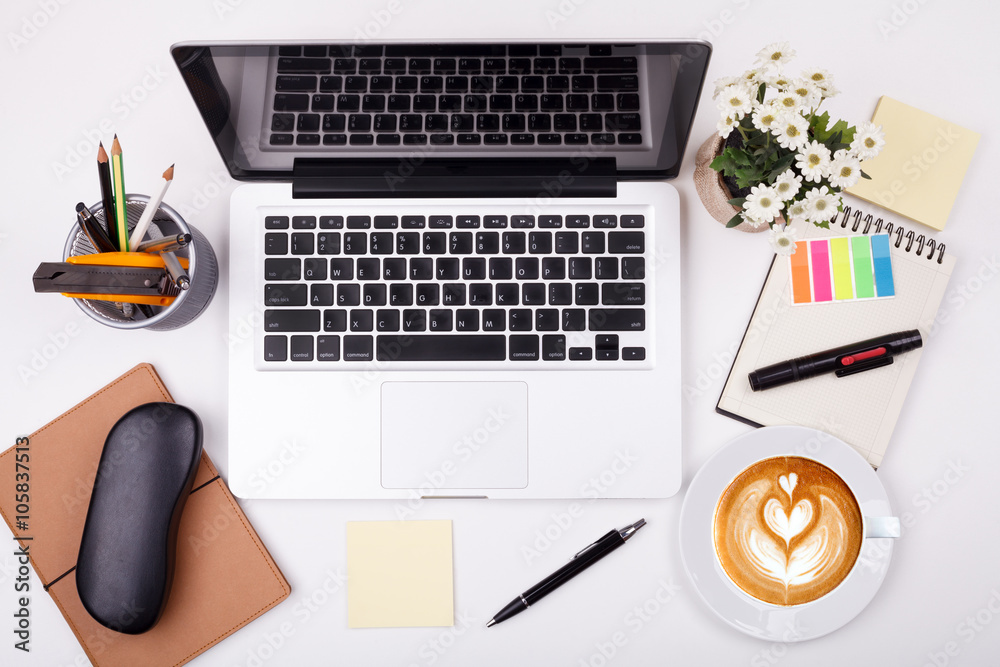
[171,39,711,500]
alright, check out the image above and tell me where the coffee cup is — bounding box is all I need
[712,455,899,607]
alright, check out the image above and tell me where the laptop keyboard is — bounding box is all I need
[260,210,652,367]
[266,44,645,149]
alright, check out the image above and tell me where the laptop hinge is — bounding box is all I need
[291,158,617,199]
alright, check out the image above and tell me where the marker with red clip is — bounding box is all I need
[748,330,923,391]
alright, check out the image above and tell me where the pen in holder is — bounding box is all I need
[64,194,218,331]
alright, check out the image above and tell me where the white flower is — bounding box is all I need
[744,184,784,223]
[767,73,793,90]
[751,105,782,133]
[773,169,803,201]
[828,149,862,188]
[786,199,809,221]
[717,113,740,138]
[756,42,796,68]
[717,84,753,117]
[712,75,742,99]
[740,68,768,92]
[802,68,838,97]
[741,210,767,229]
[788,78,822,109]
[769,225,799,256]
[851,121,886,160]
[803,185,841,222]
[772,91,802,114]
[796,141,833,182]
[774,114,809,150]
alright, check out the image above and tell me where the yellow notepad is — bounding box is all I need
[847,96,979,231]
[347,520,454,628]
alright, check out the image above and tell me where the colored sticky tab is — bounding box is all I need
[871,234,895,297]
[851,236,875,298]
[830,237,854,300]
[809,240,832,302]
[789,243,812,304]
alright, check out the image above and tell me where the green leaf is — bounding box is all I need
[860,169,872,180]
[726,213,744,228]
[815,118,851,145]
[709,151,738,176]
[727,197,746,206]
[813,220,831,229]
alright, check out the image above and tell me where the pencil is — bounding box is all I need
[97,143,118,248]
[75,202,118,253]
[129,164,174,249]
[111,135,128,251]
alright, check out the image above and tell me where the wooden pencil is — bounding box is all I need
[129,164,174,249]
[110,135,128,251]
[96,143,118,248]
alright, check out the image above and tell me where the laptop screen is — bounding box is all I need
[171,40,710,183]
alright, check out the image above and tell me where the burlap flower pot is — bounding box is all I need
[693,134,768,234]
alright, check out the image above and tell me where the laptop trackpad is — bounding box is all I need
[381,382,528,490]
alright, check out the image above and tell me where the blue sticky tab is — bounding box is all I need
[870,234,895,297]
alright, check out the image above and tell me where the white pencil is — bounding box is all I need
[129,164,174,249]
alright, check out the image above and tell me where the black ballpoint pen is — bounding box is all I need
[486,519,646,627]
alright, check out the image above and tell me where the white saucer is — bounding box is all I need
[679,426,896,642]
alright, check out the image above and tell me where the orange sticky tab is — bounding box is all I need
[789,244,812,304]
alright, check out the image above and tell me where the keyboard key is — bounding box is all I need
[333,58,357,74]
[373,113,397,133]
[591,132,615,145]
[370,76,393,92]
[508,58,532,75]
[455,309,479,331]
[575,282,599,305]
[464,94,488,112]
[515,94,538,111]
[390,283,413,306]
[542,334,566,360]
[265,284,307,306]
[584,56,638,72]
[277,46,300,57]
[565,215,589,229]
[329,258,353,280]
[549,283,572,305]
[533,58,557,74]
[489,257,513,280]
[271,113,295,132]
[363,283,387,306]
[564,133,588,145]
[541,257,565,280]
[563,309,586,331]
[469,283,492,305]
[592,93,615,111]
[571,75,595,92]
[423,232,447,254]
[403,134,428,145]
[592,215,617,229]
[296,133,320,146]
[555,232,579,254]
[344,75,368,91]
[509,335,539,361]
[476,232,500,254]
[536,309,560,331]
[350,309,373,332]
[434,58,457,73]
[503,114,526,131]
[482,309,505,331]
[403,309,426,331]
[348,216,373,229]
[384,58,407,74]
[357,258,380,279]
[495,282,519,306]
[303,257,327,280]
[297,114,320,132]
[567,94,589,111]
[515,257,539,280]
[606,113,641,131]
[569,346,592,360]
[278,58,331,73]
[541,94,564,111]
[528,114,551,131]
[265,232,287,255]
[269,134,294,146]
[389,95,411,112]
[538,134,561,145]
[508,309,532,331]
[428,309,453,331]
[495,76,518,92]
[323,309,347,332]
[609,231,644,254]
[546,75,570,92]
[521,283,546,305]
[376,310,400,332]
[343,232,367,254]
[343,335,374,361]
[383,257,406,280]
[402,216,426,229]
[274,93,310,111]
[420,75,443,92]
[580,114,603,132]
[595,334,619,361]
[377,335,506,361]
[581,232,605,254]
[316,335,340,361]
[451,114,474,132]
[337,94,360,111]
[459,59,482,74]
[410,257,433,280]
[502,231,526,254]
[450,232,473,254]
[602,282,645,305]
[538,216,562,229]
[416,283,440,306]
[597,74,639,91]
[617,93,640,110]
[436,257,459,279]
[456,216,481,229]
[618,133,642,144]
[397,232,421,255]
[264,335,287,361]
[588,309,645,331]
[621,214,645,228]
[511,134,535,145]
[595,256,618,279]
[265,216,289,230]
[359,58,382,73]
[483,58,505,73]
[348,114,371,132]
[569,257,592,279]
[623,347,645,361]
[319,76,343,92]
[265,309,320,332]
[265,258,300,281]
[442,283,466,305]
[323,114,347,132]
[337,284,360,306]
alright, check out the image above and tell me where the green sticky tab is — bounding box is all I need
[851,236,875,299]
[830,237,853,300]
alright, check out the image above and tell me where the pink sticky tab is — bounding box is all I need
[810,240,832,302]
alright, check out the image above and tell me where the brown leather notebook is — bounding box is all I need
[0,363,290,667]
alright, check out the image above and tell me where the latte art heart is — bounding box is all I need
[713,457,864,606]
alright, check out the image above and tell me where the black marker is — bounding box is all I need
[748,330,923,392]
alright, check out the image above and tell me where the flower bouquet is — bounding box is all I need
[708,42,885,254]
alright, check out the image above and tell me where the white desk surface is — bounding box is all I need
[3,1,998,665]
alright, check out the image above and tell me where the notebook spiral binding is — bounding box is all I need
[833,205,947,264]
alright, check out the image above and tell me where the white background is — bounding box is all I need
[2,1,999,665]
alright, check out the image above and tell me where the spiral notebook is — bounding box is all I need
[716,202,957,467]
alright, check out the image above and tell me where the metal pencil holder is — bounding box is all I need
[63,194,218,331]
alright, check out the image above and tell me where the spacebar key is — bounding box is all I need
[588,309,645,331]
[376,335,506,361]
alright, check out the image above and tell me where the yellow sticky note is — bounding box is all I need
[847,96,980,231]
[347,520,454,628]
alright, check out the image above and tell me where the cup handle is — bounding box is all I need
[865,516,901,538]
